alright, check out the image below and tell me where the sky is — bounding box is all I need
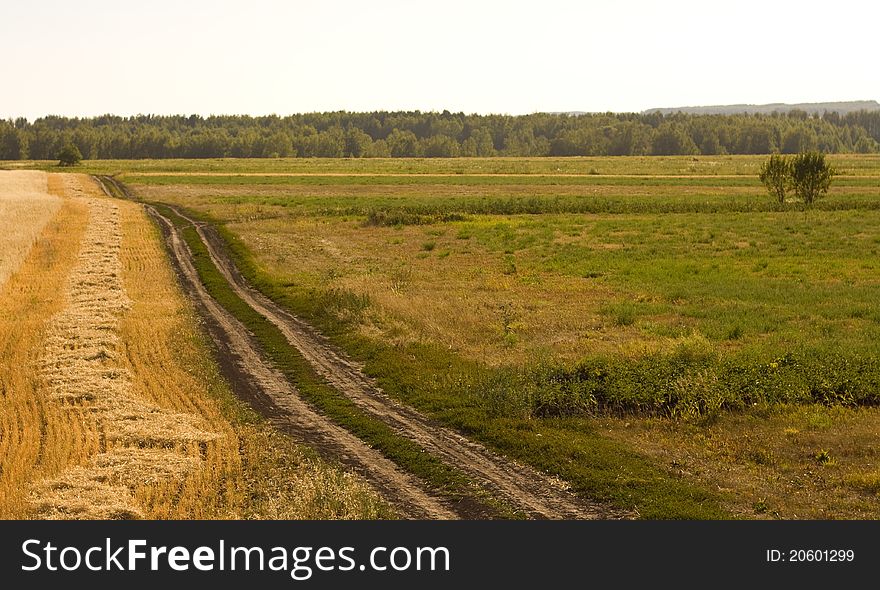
[1,0,877,120]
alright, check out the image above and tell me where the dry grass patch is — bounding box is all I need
[221,216,686,366]
[235,426,392,520]
[599,405,880,519]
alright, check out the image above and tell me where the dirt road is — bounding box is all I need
[143,202,459,519]
[99,174,617,519]
[141,198,614,520]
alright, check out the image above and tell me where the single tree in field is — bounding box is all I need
[57,143,83,166]
[758,153,791,206]
[790,151,834,206]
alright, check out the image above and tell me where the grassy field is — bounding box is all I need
[17,153,880,175]
[110,154,880,519]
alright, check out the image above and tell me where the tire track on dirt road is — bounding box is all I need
[140,201,459,519]
[152,202,614,520]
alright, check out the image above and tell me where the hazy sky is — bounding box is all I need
[2,0,876,120]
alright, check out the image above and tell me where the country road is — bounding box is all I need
[98,176,617,520]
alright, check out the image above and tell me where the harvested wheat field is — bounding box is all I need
[0,171,61,292]
[0,172,387,519]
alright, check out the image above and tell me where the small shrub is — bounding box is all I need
[758,152,834,207]
[790,151,835,205]
[668,368,730,422]
[57,144,82,167]
[758,154,791,205]
[527,364,601,418]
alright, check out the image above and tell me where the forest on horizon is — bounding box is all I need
[2,109,880,160]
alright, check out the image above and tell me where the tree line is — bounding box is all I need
[1,110,879,160]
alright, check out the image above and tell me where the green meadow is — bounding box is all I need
[117,155,880,518]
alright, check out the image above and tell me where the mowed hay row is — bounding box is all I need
[0,192,90,518]
[0,171,61,293]
[29,174,222,519]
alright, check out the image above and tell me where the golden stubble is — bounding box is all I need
[0,174,89,517]
[113,191,242,518]
[0,171,61,292]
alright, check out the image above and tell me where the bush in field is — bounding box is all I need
[57,144,82,166]
[758,154,791,205]
[469,345,880,422]
[758,152,834,206]
[790,151,835,205]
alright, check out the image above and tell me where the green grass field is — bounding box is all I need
[103,154,880,518]
[29,153,880,175]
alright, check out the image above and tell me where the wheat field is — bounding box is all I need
[0,172,386,519]
[0,171,61,292]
